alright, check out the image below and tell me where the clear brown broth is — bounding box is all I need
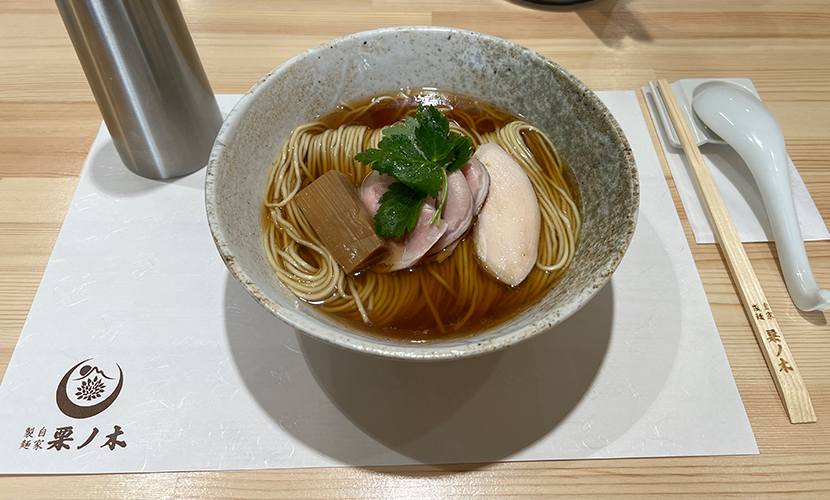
[290,90,576,343]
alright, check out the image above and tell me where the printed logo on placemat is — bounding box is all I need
[17,358,129,454]
[56,358,124,419]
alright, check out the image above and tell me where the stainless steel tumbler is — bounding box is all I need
[56,0,223,180]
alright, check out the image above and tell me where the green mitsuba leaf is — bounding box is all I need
[415,106,453,162]
[383,115,418,140]
[362,134,443,197]
[448,134,474,173]
[354,104,475,238]
[374,182,426,239]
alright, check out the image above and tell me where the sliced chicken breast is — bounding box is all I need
[472,143,541,286]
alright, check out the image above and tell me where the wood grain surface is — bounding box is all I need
[1,0,829,498]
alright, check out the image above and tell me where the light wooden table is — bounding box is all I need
[1,0,829,497]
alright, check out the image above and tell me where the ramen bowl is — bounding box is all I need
[206,26,638,361]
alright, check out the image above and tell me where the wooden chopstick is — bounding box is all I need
[655,79,816,424]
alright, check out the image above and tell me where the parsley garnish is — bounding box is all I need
[354,105,473,238]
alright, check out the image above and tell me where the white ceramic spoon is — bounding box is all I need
[692,85,830,312]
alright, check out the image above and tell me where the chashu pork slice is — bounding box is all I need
[472,143,540,286]
[359,171,447,272]
[384,202,447,271]
[428,169,474,255]
[359,171,396,218]
[461,156,490,215]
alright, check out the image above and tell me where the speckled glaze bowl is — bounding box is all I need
[206,26,638,361]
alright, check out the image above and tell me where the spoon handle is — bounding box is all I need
[656,79,816,424]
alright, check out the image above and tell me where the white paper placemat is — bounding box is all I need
[642,85,830,244]
[0,92,757,474]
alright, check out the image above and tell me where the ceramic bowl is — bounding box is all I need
[205,26,638,361]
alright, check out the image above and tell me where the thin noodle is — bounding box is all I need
[420,272,446,334]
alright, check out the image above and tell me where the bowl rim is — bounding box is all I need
[205,25,639,361]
